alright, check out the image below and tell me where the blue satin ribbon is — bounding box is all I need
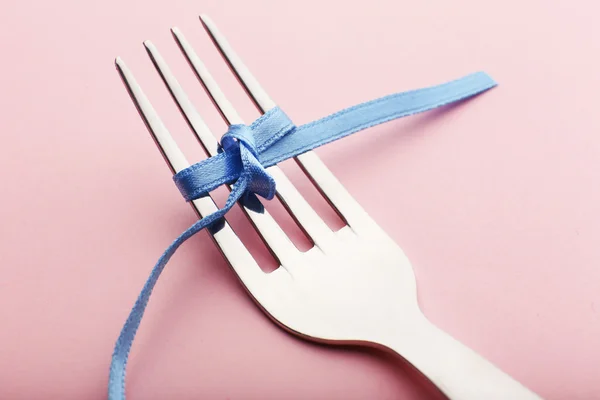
[108,71,497,399]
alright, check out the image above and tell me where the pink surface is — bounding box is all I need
[1,0,599,399]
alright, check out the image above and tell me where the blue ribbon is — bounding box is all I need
[108,71,497,399]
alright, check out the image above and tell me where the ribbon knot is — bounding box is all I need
[221,124,276,201]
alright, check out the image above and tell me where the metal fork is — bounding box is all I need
[115,14,542,400]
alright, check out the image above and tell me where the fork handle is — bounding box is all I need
[382,314,542,400]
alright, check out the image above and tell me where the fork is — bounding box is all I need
[112,14,542,400]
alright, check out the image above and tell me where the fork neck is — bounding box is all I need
[377,313,541,400]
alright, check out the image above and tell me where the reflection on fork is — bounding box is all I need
[113,14,542,400]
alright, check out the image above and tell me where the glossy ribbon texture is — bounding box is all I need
[108,71,497,399]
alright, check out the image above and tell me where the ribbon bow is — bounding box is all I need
[108,72,497,400]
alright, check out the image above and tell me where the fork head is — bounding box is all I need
[116,14,421,348]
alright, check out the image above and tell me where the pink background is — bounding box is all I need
[1,0,599,399]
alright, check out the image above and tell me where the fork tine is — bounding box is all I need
[171,27,243,126]
[199,15,275,113]
[143,40,300,267]
[115,57,268,286]
[200,14,374,234]
[144,39,219,156]
[175,25,337,252]
[115,57,189,175]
